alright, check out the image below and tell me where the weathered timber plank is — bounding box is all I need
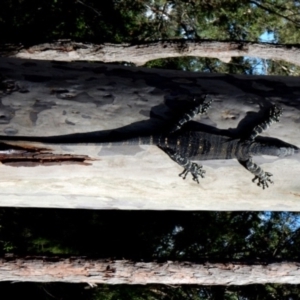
[0,57,299,210]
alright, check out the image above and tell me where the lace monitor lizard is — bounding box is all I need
[146,97,298,189]
[0,96,298,189]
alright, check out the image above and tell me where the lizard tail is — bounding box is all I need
[277,146,299,158]
[252,140,299,158]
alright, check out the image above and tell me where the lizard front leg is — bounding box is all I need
[249,105,282,140]
[159,146,205,183]
[171,95,213,133]
[239,158,273,189]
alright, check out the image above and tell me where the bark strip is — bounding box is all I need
[6,39,300,66]
[1,257,300,284]
[0,143,92,166]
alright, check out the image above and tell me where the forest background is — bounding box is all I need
[1,0,300,299]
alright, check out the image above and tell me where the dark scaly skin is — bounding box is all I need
[156,99,297,189]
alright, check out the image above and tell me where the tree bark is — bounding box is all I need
[3,40,300,66]
[0,57,299,211]
[1,257,300,284]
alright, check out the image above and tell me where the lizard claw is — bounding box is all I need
[252,172,273,189]
[179,163,206,184]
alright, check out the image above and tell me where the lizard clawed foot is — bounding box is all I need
[179,163,205,184]
[252,172,273,189]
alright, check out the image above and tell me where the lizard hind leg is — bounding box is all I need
[170,94,213,133]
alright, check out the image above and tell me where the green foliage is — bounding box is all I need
[1,0,300,74]
[1,281,300,300]
[0,0,149,44]
[0,209,300,262]
[1,209,300,298]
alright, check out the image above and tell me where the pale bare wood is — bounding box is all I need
[0,57,299,210]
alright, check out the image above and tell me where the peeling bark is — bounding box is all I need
[3,39,300,66]
[0,150,92,166]
[0,142,92,166]
[1,256,300,284]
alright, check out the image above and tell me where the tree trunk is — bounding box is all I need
[1,256,300,284]
[3,40,300,66]
[0,57,299,211]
